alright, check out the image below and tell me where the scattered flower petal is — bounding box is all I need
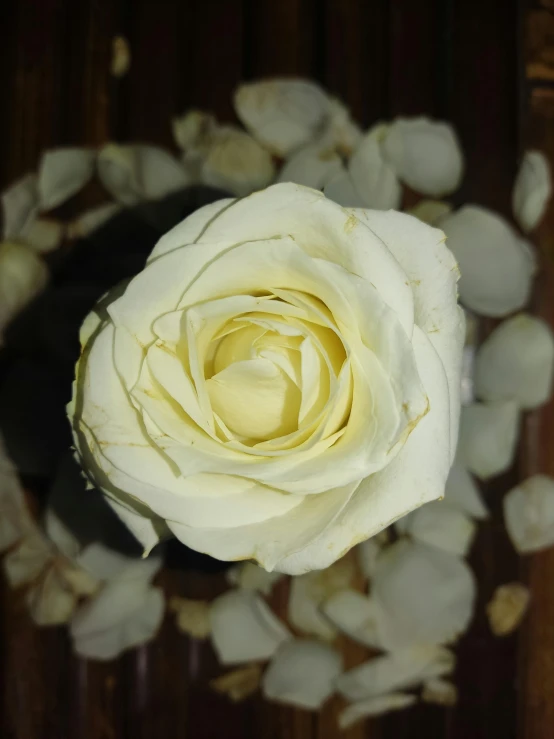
[440,205,535,317]
[458,401,520,480]
[321,589,382,648]
[70,578,164,660]
[111,36,131,78]
[348,124,402,210]
[169,596,211,638]
[226,562,283,595]
[288,557,355,641]
[338,693,417,729]
[336,645,455,701]
[3,528,52,587]
[210,664,262,702]
[326,97,362,156]
[486,582,530,636]
[20,217,65,253]
[25,566,77,626]
[210,589,291,665]
[503,474,554,554]
[67,202,122,239]
[278,141,342,190]
[172,109,217,153]
[475,313,554,410]
[200,126,275,196]
[37,148,96,211]
[372,540,476,649]
[323,169,365,207]
[382,117,464,197]
[98,143,190,205]
[513,150,551,233]
[408,199,453,225]
[356,536,385,580]
[2,173,39,240]
[0,435,31,551]
[444,460,488,520]
[262,638,342,710]
[422,678,458,706]
[76,542,162,583]
[234,78,330,157]
[399,501,476,557]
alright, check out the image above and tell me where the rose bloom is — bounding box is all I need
[68,183,464,574]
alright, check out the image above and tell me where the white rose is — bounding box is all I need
[68,183,464,574]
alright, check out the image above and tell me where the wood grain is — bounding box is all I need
[1,0,553,737]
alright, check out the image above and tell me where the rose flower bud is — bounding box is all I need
[68,183,464,574]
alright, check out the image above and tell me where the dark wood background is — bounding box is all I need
[1,0,554,737]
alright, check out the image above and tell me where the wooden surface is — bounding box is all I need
[1,0,553,737]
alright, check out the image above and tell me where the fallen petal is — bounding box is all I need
[226,562,283,596]
[278,141,342,190]
[210,589,290,665]
[322,589,382,648]
[210,664,262,702]
[336,645,455,701]
[234,78,330,157]
[422,678,458,706]
[0,241,48,341]
[400,501,476,557]
[356,536,385,580]
[169,596,211,638]
[444,460,488,520]
[486,582,530,636]
[372,539,476,649]
[440,205,535,317]
[382,117,464,197]
[67,202,122,239]
[37,148,96,211]
[262,638,342,710]
[512,150,552,233]
[458,401,520,480]
[3,528,53,587]
[25,566,77,626]
[2,173,39,239]
[111,36,131,78]
[20,217,65,253]
[348,123,402,210]
[408,199,453,225]
[338,693,417,729]
[503,474,554,554]
[475,313,554,410]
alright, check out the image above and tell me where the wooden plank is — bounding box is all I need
[519,8,554,739]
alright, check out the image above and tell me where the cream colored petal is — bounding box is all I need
[226,562,283,595]
[169,596,211,638]
[513,150,552,232]
[422,678,458,706]
[20,217,64,253]
[278,141,342,190]
[209,589,291,665]
[234,78,330,156]
[288,574,338,641]
[356,537,385,580]
[26,567,77,626]
[351,208,465,460]
[326,97,362,155]
[475,313,554,410]
[382,117,464,197]
[37,148,96,211]
[262,639,342,710]
[371,540,475,650]
[172,109,217,152]
[210,664,262,702]
[338,693,417,729]
[336,645,455,701]
[440,205,535,317]
[70,580,164,660]
[68,203,122,239]
[321,590,382,648]
[3,528,53,587]
[44,510,81,560]
[323,169,366,207]
[348,124,402,210]
[200,126,275,197]
[444,460,488,520]
[458,401,520,480]
[408,199,453,225]
[147,196,235,261]
[400,501,476,557]
[486,582,530,636]
[98,143,190,205]
[503,474,554,554]
[278,327,450,574]
[2,173,39,239]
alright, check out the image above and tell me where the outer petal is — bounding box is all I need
[351,209,464,458]
[276,327,451,574]
[196,184,415,335]
[148,197,236,261]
